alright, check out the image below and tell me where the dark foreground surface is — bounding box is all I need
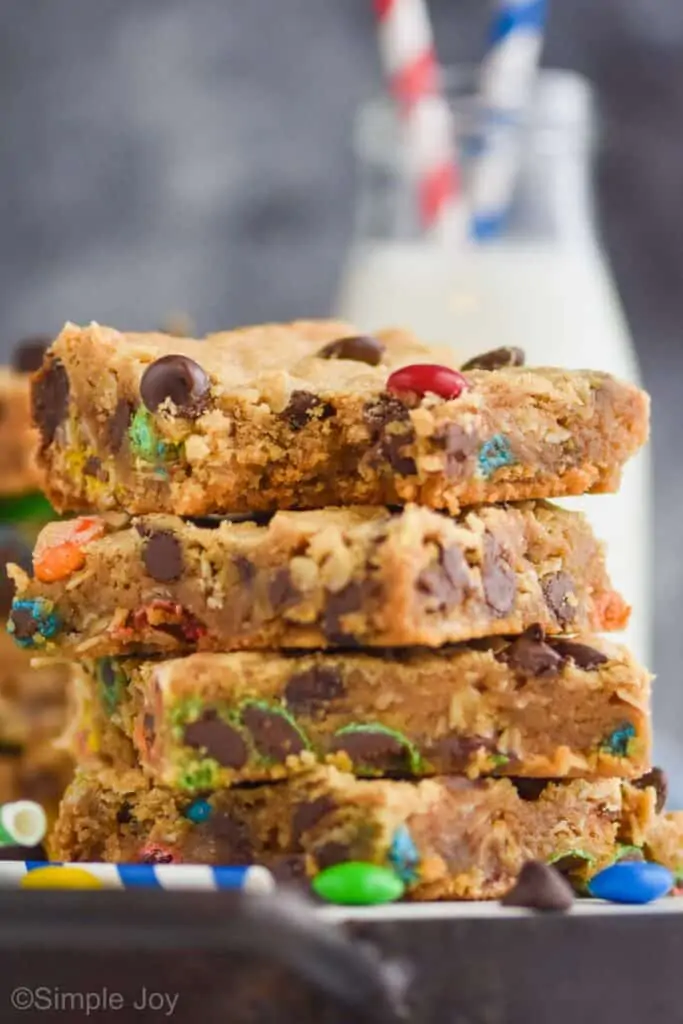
[0,889,680,1023]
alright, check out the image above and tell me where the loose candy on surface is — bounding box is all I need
[312,861,405,906]
[33,516,105,582]
[0,801,47,848]
[386,364,469,400]
[588,861,673,904]
[501,860,574,912]
[21,866,103,890]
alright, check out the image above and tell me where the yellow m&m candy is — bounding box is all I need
[21,866,103,890]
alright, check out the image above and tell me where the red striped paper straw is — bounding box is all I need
[373,0,462,236]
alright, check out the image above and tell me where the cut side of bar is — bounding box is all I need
[33,320,649,516]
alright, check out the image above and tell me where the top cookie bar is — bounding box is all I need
[33,320,649,516]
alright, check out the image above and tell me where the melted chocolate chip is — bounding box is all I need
[318,335,385,366]
[143,531,184,583]
[363,393,411,431]
[548,638,608,671]
[482,533,516,616]
[9,606,38,642]
[234,556,257,585]
[417,545,469,609]
[281,390,335,430]
[83,456,108,481]
[12,335,52,374]
[314,841,352,870]
[429,734,495,771]
[634,767,668,813]
[436,423,478,477]
[0,529,31,617]
[323,581,367,645]
[241,706,305,763]
[140,354,210,417]
[542,571,576,628]
[31,358,69,447]
[381,432,417,475]
[501,861,574,912]
[291,795,337,843]
[209,813,253,860]
[183,711,248,768]
[107,399,135,452]
[116,802,133,825]
[329,729,409,772]
[284,666,346,715]
[498,625,564,676]
[461,347,525,372]
[268,569,300,611]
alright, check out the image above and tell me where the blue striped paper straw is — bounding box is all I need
[470,0,548,240]
[0,862,275,893]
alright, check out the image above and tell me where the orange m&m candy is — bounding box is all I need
[33,517,106,583]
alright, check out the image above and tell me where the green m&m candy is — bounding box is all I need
[312,861,404,906]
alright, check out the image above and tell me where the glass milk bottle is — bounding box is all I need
[335,70,651,663]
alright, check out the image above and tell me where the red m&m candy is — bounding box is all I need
[386,364,469,400]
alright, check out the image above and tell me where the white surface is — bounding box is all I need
[336,240,652,664]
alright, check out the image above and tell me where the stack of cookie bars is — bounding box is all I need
[0,340,72,824]
[9,319,683,898]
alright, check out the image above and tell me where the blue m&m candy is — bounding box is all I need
[588,861,673,904]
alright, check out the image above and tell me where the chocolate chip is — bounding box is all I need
[143,531,184,583]
[436,423,478,477]
[323,581,367,645]
[501,861,574,911]
[548,638,608,671]
[330,728,410,772]
[116,802,133,825]
[292,795,337,843]
[498,624,564,676]
[8,606,38,642]
[363,394,411,431]
[107,398,135,452]
[143,713,156,749]
[183,711,248,768]
[381,432,417,476]
[280,390,335,430]
[269,569,300,611]
[318,335,385,366]
[461,347,525,372]
[83,456,108,481]
[0,528,31,617]
[270,856,309,885]
[634,767,668,813]
[429,734,495,770]
[11,335,51,374]
[418,545,469,609]
[140,354,210,417]
[0,843,46,861]
[542,571,576,628]
[284,666,346,715]
[209,813,253,860]
[31,358,69,446]
[0,741,22,758]
[511,779,551,801]
[241,705,305,763]
[482,533,516,616]
[314,841,351,870]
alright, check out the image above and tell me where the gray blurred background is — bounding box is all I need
[0,1,681,782]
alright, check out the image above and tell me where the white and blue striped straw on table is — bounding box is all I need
[0,862,276,893]
[470,0,548,240]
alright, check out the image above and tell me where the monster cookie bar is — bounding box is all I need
[32,320,649,516]
[68,631,651,790]
[49,764,661,901]
[8,502,628,655]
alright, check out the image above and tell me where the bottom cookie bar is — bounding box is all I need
[50,765,664,900]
